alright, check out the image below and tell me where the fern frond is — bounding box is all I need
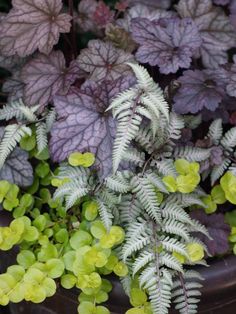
[221,126,236,149]
[131,175,161,222]
[161,203,192,225]
[65,187,89,210]
[105,172,131,193]
[154,159,177,177]
[210,158,231,185]
[146,172,169,193]
[174,146,210,162]
[0,99,38,122]
[160,253,183,273]
[45,108,56,131]
[96,197,113,231]
[160,236,188,258]
[172,271,203,314]
[118,194,142,224]
[122,148,145,166]
[133,251,154,275]
[207,119,223,144]
[36,122,48,153]
[168,113,185,141]
[163,219,190,241]
[0,124,31,168]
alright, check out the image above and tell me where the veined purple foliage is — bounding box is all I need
[21,51,84,109]
[0,0,71,57]
[50,76,135,178]
[173,69,228,114]
[131,17,201,74]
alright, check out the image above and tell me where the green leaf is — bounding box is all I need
[0,180,11,202]
[55,229,69,243]
[202,195,217,214]
[83,201,98,221]
[78,301,95,314]
[70,230,92,250]
[113,262,128,277]
[33,215,47,232]
[61,274,77,289]
[35,162,50,178]
[37,243,58,262]
[90,221,107,239]
[45,258,65,278]
[220,172,236,204]
[17,250,36,268]
[69,152,95,168]
[186,243,204,262]
[23,226,39,242]
[211,185,226,204]
[20,133,36,151]
[130,288,147,307]
[63,251,76,272]
[176,173,200,193]
[162,176,177,192]
[225,210,236,227]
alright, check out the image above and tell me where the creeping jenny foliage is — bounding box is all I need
[0,1,236,314]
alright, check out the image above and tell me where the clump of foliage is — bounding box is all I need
[1,1,236,314]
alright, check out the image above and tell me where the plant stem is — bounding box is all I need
[68,0,77,59]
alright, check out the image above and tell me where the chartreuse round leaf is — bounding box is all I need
[91,221,106,239]
[211,185,226,204]
[77,272,102,293]
[22,225,39,242]
[176,173,200,193]
[100,234,116,249]
[35,162,50,178]
[202,195,217,214]
[220,172,236,204]
[37,243,58,262]
[69,152,95,168]
[228,227,236,242]
[7,265,25,282]
[186,243,204,262]
[17,250,36,268]
[0,180,11,202]
[83,201,98,221]
[20,133,36,151]
[174,159,190,175]
[63,251,76,271]
[35,147,50,161]
[61,274,77,289]
[96,306,110,314]
[78,301,95,314]
[101,279,112,293]
[33,215,47,231]
[130,288,147,307]
[162,176,177,192]
[84,247,108,268]
[105,255,118,270]
[172,251,185,264]
[3,184,19,211]
[225,210,236,227]
[45,259,65,278]
[55,229,69,243]
[126,309,146,314]
[70,230,92,249]
[42,277,56,297]
[109,226,125,244]
[113,262,128,277]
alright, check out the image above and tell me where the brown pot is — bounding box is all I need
[1,212,236,314]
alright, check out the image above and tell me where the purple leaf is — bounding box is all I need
[0,0,71,57]
[0,128,33,187]
[128,0,171,9]
[173,69,227,114]
[177,0,236,68]
[131,17,201,74]
[2,70,24,102]
[21,51,84,109]
[190,209,230,256]
[50,76,134,178]
[226,56,236,98]
[93,1,114,28]
[77,39,134,81]
[230,0,236,29]
[76,0,99,33]
[117,4,175,32]
[213,0,230,4]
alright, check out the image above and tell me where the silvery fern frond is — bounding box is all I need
[36,122,48,153]
[105,171,131,193]
[0,124,32,168]
[174,146,211,162]
[207,119,223,144]
[172,271,203,314]
[131,175,161,223]
[96,197,113,231]
[107,63,169,172]
[210,158,231,185]
[168,113,185,141]
[0,99,39,122]
[45,108,56,131]
[221,126,236,149]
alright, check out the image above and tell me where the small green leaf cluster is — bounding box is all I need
[220,172,236,204]
[202,185,226,214]
[162,159,200,193]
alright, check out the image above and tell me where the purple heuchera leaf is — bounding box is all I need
[77,39,134,81]
[2,70,24,103]
[131,17,202,74]
[0,0,71,57]
[173,69,227,114]
[0,128,33,187]
[226,55,236,98]
[190,209,230,256]
[50,76,134,178]
[177,0,236,68]
[117,4,175,32]
[213,0,230,4]
[76,0,98,33]
[230,0,236,29]
[128,0,171,9]
[21,51,84,109]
